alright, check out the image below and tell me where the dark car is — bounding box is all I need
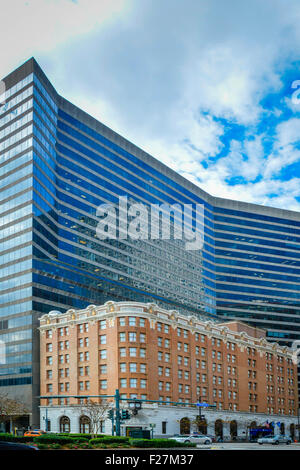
[0,441,38,450]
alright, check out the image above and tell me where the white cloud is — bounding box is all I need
[1,0,300,212]
[0,0,129,78]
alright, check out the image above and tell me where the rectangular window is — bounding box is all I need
[120,378,127,388]
[129,317,136,327]
[129,347,137,357]
[130,378,137,388]
[119,332,126,342]
[100,320,106,330]
[129,332,137,342]
[120,363,126,373]
[140,348,146,358]
[140,333,146,343]
[100,350,107,359]
[140,379,146,389]
[100,380,107,389]
[100,335,106,344]
[129,363,137,372]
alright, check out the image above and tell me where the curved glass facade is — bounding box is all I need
[0,58,300,422]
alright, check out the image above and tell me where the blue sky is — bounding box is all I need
[2,0,300,211]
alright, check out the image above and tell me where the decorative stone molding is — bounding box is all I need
[169,310,179,321]
[104,301,116,313]
[147,303,157,315]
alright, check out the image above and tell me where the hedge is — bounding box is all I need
[89,436,130,445]
[0,433,33,443]
[129,438,197,448]
[33,435,89,444]
[58,433,93,439]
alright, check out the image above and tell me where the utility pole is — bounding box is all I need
[115,389,121,436]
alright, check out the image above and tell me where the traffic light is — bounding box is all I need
[121,409,130,420]
[108,409,114,420]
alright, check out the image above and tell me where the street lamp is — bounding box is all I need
[128,399,142,415]
[297,408,300,442]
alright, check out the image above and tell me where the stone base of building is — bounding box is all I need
[40,403,298,440]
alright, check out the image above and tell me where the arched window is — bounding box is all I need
[290,423,295,440]
[230,420,238,440]
[79,415,91,434]
[215,419,223,439]
[196,416,207,434]
[180,417,190,435]
[59,416,70,433]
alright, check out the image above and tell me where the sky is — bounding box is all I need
[1,0,300,212]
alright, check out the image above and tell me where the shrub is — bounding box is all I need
[0,433,31,443]
[36,443,61,450]
[66,441,91,450]
[129,438,197,448]
[58,433,93,439]
[92,443,108,449]
[33,434,89,444]
[36,443,48,450]
[89,436,129,445]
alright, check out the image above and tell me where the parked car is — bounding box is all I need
[0,441,38,450]
[23,429,46,438]
[169,434,212,445]
[257,435,292,445]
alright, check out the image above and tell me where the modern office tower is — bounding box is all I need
[0,58,300,426]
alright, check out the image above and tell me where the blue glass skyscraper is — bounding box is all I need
[1,58,299,426]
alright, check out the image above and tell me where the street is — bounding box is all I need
[196,442,300,451]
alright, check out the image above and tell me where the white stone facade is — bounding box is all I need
[40,403,298,439]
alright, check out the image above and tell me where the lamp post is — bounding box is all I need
[128,398,142,415]
[297,408,300,442]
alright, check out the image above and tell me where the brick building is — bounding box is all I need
[39,301,298,436]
